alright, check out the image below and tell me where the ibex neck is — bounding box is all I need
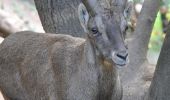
[85,38,118,76]
[85,38,120,99]
[85,37,96,64]
[85,37,117,71]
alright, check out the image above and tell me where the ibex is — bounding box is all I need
[0,0,132,100]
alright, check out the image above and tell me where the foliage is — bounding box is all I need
[166,7,170,21]
[149,12,164,52]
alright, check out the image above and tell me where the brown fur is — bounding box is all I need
[0,31,122,100]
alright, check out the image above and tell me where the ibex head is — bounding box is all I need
[78,0,133,67]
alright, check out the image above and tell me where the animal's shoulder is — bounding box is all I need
[0,31,86,59]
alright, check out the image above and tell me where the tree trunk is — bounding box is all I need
[145,23,170,100]
[121,0,161,81]
[34,0,85,37]
[121,0,161,100]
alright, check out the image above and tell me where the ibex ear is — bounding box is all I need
[123,1,136,30]
[78,3,89,32]
[124,1,133,19]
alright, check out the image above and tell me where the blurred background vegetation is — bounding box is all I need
[0,0,169,65]
[147,0,170,64]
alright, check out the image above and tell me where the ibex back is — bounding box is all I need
[0,0,133,100]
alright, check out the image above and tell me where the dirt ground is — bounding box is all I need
[0,0,44,33]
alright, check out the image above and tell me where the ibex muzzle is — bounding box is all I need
[79,0,132,67]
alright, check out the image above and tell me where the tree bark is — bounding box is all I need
[34,0,85,37]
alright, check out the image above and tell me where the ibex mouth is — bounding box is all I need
[111,51,129,68]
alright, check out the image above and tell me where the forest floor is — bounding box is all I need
[0,0,159,100]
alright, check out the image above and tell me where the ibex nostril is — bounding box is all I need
[116,53,128,60]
